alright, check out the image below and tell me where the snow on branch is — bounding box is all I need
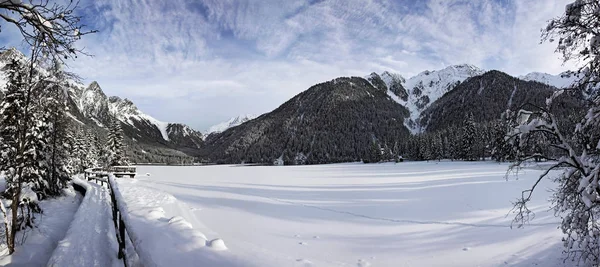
[0,0,97,61]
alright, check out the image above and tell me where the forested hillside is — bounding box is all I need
[202,77,411,164]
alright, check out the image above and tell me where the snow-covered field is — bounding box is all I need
[131,161,573,267]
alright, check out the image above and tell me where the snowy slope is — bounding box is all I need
[370,64,484,133]
[205,114,256,136]
[519,71,581,89]
[134,162,570,267]
[108,96,171,141]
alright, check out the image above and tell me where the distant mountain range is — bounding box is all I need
[204,114,256,137]
[0,47,591,164]
[200,66,590,164]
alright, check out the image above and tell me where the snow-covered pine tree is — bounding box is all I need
[383,143,393,162]
[0,58,45,253]
[420,135,432,161]
[460,113,477,161]
[431,134,443,161]
[509,1,600,264]
[67,128,85,173]
[106,118,128,166]
[490,119,510,161]
[0,59,28,197]
[85,130,100,168]
[364,140,382,163]
[41,60,73,195]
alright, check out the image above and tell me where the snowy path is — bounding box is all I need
[132,162,574,267]
[0,185,82,266]
[47,178,120,267]
[113,176,252,267]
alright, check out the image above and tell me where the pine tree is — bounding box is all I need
[431,134,443,161]
[363,140,382,163]
[85,130,100,168]
[0,58,44,252]
[0,59,28,196]
[42,60,73,195]
[106,118,128,166]
[460,114,477,161]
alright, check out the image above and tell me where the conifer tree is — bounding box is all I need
[42,61,72,195]
[460,114,477,161]
[106,118,128,166]
[85,130,100,168]
[0,58,44,252]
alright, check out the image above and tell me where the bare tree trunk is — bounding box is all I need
[0,199,10,252]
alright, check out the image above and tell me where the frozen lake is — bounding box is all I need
[134,161,569,267]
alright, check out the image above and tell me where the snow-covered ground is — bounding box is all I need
[113,175,249,267]
[0,186,82,266]
[47,178,120,267]
[131,161,573,267]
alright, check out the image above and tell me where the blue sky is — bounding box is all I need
[4,0,573,131]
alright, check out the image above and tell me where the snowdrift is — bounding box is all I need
[110,175,251,267]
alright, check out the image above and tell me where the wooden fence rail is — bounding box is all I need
[84,167,137,267]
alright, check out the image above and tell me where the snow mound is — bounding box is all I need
[145,207,166,220]
[295,258,313,266]
[111,175,250,266]
[208,238,228,251]
[169,216,194,229]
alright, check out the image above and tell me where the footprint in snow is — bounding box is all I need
[294,234,301,238]
[298,242,308,245]
[462,247,470,251]
[295,259,313,266]
[357,259,371,267]
[312,236,320,239]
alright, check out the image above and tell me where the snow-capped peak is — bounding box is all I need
[367,64,485,133]
[380,71,406,86]
[206,114,256,135]
[519,71,581,89]
[107,95,170,141]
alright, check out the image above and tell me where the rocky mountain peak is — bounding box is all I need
[0,48,26,63]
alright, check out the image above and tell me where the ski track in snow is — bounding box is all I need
[265,196,560,228]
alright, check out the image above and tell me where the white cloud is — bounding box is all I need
[60,0,574,130]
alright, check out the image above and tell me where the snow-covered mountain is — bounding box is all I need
[368,64,485,133]
[205,114,256,136]
[0,48,205,162]
[519,71,581,89]
[200,77,410,164]
[73,84,205,149]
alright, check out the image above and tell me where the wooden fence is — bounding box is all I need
[84,167,137,267]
